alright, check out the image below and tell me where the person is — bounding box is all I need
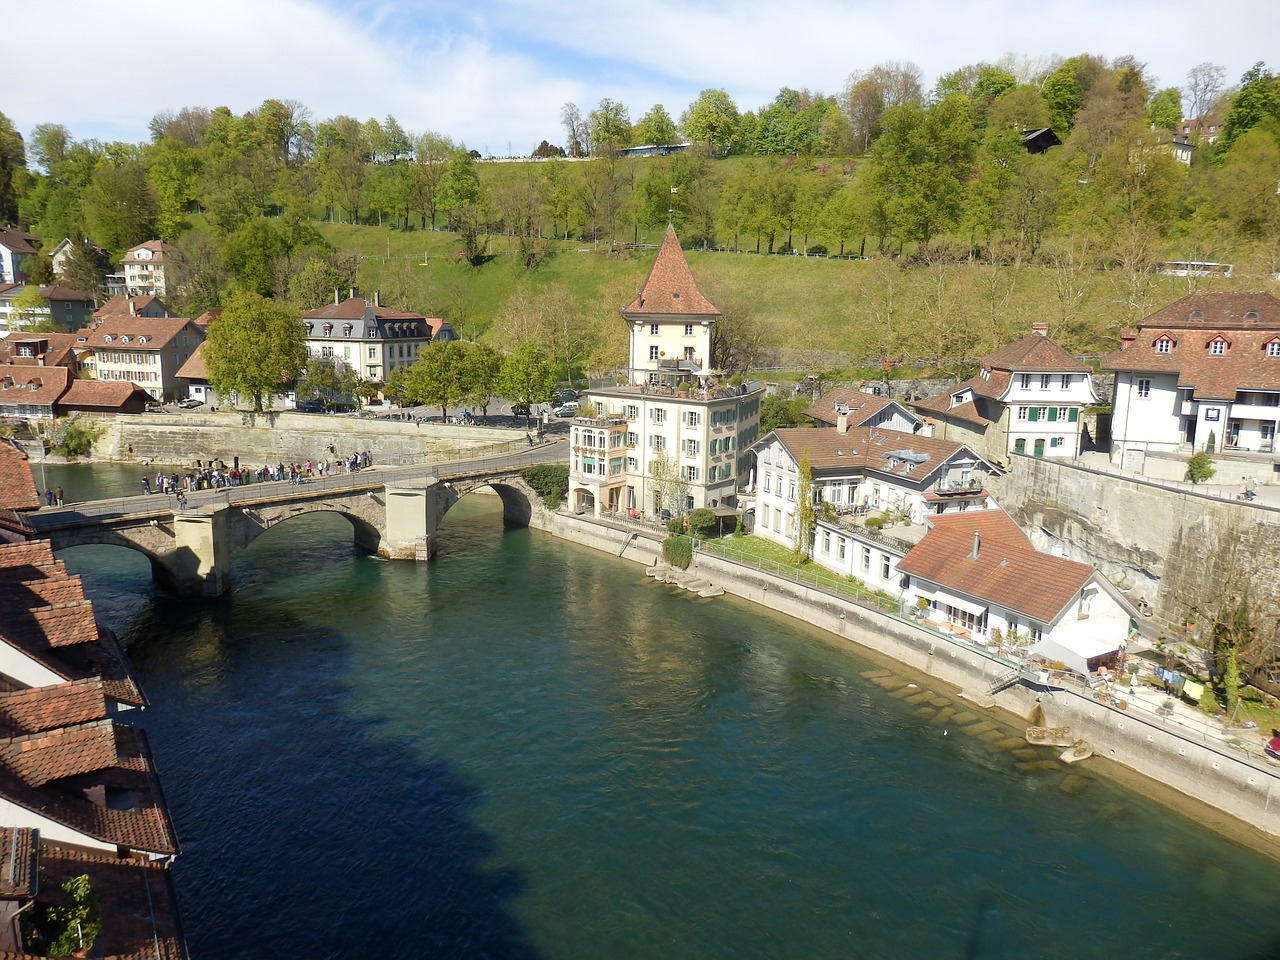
[54,486,63,507]
[142,476,152,495]
[1247,477,1258,501]
[44,488,53,507]
[526,433,533,447]
[175,489,187,509]
[1239,478,1248,501]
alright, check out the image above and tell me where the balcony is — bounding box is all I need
[931,477,986,497]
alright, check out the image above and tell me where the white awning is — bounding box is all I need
[932,589,988,617]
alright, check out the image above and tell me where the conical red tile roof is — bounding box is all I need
[622,226,720,318]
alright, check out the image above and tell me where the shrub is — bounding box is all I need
[663,535,692,569]
[1184,452,1215,484]
[687,508,717,538]
[47,415,103,458]
[864,514,886,531]
[665,516,686,534]
[519,464,569,508]
[30,874,101,957]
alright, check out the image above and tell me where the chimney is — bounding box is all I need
[129,300,136,316]
[969,531,980,560]
[836,410,849,435]
[374,291,380,308]
[334,288,341,305]
[349,286,358,301]
[1031,322,1048,337]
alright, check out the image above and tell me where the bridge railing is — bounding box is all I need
[29,441,565,529]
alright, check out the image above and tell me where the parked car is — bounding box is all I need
[511,403,531,417]
[177,398,203,409]
[294,400,325,413]
[553,388,579,404]
[552,401,579,418]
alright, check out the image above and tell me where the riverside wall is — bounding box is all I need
[91,413,528,467]
[547,512,1280,843]
[989,456,1280,631]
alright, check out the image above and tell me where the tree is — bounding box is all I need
[1221,62,1280,153]
[408,131,455,229]
[681,89,740,156]
[1184,62,1227,122]
[298,355,359,407]
[80,154,159,255]
[497,339,556,415]
[634,104,678,147]
[59,237,109,305]
[840,61,925,153]
[402,339,468,418]
[204,291,307,412]
[1146,87,1183,131]
[11,286,51,330]
[561,102,590,158]
[588,98,632,156]
[1185,451,1215,483]
[461,340,502,416]
[794,450,814,561]
[0,111,26,224]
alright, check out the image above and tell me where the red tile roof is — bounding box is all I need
[175,342,207,380]
[0,332,81,369]
[767,426,987,483]
[897,512,1094,623]
[0,442,39,513]
[59,379,152,412]
[1102,292,1280,399]
[122,241,180,264]
[94,294,173,319]
[803,388,906,426]
[0,228,37,256]
[982,331,1091,374]
[0,365,70,410]
[0,827,36,898]
[0,679,110,737]
[80,316,199,351]
[622,226,721,318]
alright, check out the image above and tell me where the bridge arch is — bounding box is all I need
[46,526,176,590]
[221,500,384,559]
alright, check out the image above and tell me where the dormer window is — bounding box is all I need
[1190,310,1204,320]
[121,335,130,343]
[1156,337,1172,354]
[1208,338,1228,356]
[138,336,148,344]
[1267,341,1280,358]
[1245,311,1260,321]
[322,323,333,336]
[103,335,113,343]
[342,324,353,337]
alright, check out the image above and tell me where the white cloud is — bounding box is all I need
[4,0,1276,152]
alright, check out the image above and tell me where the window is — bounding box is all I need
[684,439,700,456]
[1156,338,1172,354]
[685,410,701,426]
[652,408,667,424]
[1269,342,1280,358]
[1040,374,1051,389]
[684,324,694,336]
[1016,406,1028,421]
[788,480,796,502]
[1060,374,1071,388]
[881,554,892,580]
[773,508,782,533]
[626,431,638,448]
[368,347,377,359]
[1209,340,1226,356]
[860,546,871,572]
[683,465,700,482]
[1014,438,1026,454]
[1050,437,1062,448]
[1020,374,1031,389]
[837,537,847,560]
[763,473,772,494]
[651,435,666,451]
[823,531,831,553]
[649,345,660,361]
[1137,378,1151,399]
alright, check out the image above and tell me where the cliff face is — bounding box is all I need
[991,458,1280,635]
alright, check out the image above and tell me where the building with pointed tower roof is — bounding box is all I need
[567,226,764,519]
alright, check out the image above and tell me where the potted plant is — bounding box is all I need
[33,874,101,958]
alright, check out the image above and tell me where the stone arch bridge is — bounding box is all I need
[29,447,561,597]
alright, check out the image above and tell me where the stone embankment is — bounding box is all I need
[92,411,528,467]
[549,511,1280,845]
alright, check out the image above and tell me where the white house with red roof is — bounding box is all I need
[121,240,180,298]
[569,227,764,518]
[912,324,1098,465]
[895,510,1135,674]
[804,387,922,434]
[749,419,996,593]
[78,315,204,402]
[302,293,457,387]
[1103,292,1280,462]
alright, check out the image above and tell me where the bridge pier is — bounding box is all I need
[381,482,448,561]
[156,508,234,598]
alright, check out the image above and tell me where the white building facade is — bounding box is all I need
[569,226,764,518]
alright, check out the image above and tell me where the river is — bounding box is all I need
[33,463,1280,959]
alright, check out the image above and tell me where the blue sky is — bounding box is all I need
[6,0,1275,153]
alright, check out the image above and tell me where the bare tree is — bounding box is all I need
[839,61,924,153]
[1184,62,1226,121]
[560,102,590,158]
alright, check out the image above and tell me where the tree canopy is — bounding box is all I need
[204,291,307,412]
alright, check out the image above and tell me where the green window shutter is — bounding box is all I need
[1047,407,1058,422]
[1068,408,1079,422]
[1028,407,1039,421]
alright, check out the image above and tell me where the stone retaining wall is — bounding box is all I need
[93,413,526,467]
[547,512,1280,840]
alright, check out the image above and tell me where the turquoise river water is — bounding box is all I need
[30,463,1280,959]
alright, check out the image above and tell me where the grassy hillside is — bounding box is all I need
[318,218,1268,369]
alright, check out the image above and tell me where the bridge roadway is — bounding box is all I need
[29,442,564,597]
